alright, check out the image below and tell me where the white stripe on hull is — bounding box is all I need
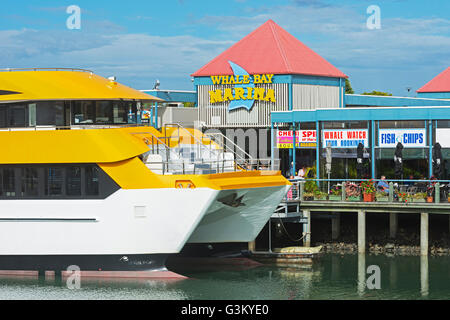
[0,188,218,255]
[187,185,290,243]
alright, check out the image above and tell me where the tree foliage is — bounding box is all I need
[361,90,393,96]
[345,78,354,94]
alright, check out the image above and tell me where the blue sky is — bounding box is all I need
[0,0,449,95]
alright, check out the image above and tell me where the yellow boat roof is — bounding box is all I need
[0,69,163,103]
[0,128,150,164]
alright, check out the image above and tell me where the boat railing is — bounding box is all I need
[203,131,254,163]
[145,158,281,175]
[0,68,94,73]
[0,124,146,131]
[163,123,257,171]
[163,123,219,160]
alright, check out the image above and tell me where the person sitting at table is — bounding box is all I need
[377,176,390,193]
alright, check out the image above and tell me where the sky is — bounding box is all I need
[0,0,449,96]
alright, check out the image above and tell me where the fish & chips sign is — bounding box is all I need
[209,61,276,112]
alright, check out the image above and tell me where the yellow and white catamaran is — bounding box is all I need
[0,68,290,276]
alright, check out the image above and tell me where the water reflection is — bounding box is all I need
[358,253,366,296]
[0,254,446,300]
[420,255,429,297]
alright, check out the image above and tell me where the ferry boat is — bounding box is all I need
[0,68,290,275]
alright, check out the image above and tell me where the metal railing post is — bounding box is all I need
[435,183,440,203]
[389,182,394,202]
[299,181,304,201]
[342,182,346,201]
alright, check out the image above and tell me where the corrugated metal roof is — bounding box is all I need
[417,67,450,93]
[192,19,347,78]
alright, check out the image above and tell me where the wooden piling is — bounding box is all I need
[358,210,366,254]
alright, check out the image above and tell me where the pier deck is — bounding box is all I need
[271,198,450,257]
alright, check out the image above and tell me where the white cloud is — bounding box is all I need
[1,2,449,95]
[0,28,233,90]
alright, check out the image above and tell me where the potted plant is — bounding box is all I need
[303,192,314,201]
[329,186,341,201]
[426,186,434,203]
[397,192,409,203]
[360,179,376,202]
[376,191,388,202]
[412,192,426,203]
[303,179,318,201]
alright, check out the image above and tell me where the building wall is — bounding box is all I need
[293,84,342,110]
[197,83,289,128]
[158,106,198,128]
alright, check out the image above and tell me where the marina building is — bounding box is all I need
[149,19,450,181]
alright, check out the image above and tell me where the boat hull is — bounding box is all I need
[0,188,217,258]
[187,185,290,243]
[0,254,168,272]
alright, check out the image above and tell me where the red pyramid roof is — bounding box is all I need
[417,67,450,93]
[192,19,347,78]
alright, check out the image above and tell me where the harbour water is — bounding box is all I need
[0,253,448,300]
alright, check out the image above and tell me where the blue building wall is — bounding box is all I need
[142,90,197,104]
[345,94,450,108]
[417,92,450,99]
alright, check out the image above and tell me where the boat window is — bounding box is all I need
[8,105,27,127]
[96,101,113,124]
[45,168,64,196]
[21,168,39,197]
[125,102,137,124]
[113,102,128,124]
[0,165,119,199]
[85,165,99,196]
[66,167,82,196]
[0,107,6,127]
[36,102,64,127]
[73,101,95,125]
[2,168,15,197]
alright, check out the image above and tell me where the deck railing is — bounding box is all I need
[284,178,450,204]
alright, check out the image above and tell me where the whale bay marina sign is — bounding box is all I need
[208,61,276,111]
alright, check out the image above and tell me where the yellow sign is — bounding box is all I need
[208,74,277,105]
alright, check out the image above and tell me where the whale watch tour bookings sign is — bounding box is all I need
[322,129,369,148]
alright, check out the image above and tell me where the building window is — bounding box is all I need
[66,167,81,196]
[85,165,99,196]
[45,168,64,196]
[21,168,39,197]
[379,120,425,129]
